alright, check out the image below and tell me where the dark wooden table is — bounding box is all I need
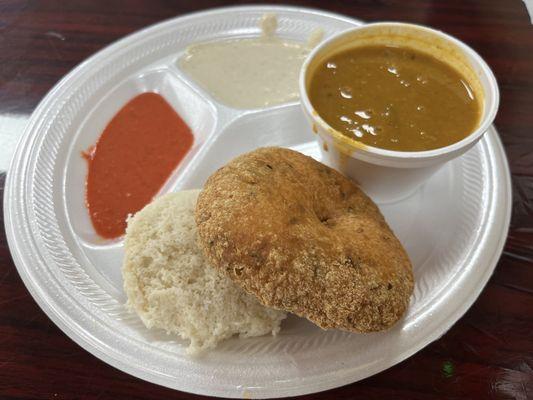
[1,1,532,399]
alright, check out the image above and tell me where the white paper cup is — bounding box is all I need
[300,22,499,203]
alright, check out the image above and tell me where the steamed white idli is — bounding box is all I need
[122,190,286,354]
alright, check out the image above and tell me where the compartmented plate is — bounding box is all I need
[4,6,511,399]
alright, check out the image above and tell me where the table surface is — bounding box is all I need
[1,1,532,399]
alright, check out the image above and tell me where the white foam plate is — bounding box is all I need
[4,6,511,399]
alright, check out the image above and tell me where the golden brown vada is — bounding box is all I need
[195,147,414,332]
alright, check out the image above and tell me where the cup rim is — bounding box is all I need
[299,21,500,161]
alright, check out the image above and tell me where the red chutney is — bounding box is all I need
[84,92,193,239]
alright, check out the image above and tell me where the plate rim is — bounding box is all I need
[3,5,512,399]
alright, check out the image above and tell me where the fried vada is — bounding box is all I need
[195,147,414,332]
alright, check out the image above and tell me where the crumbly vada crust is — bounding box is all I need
[196,147,414,332]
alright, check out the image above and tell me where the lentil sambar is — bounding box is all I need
[308,45,481,152]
